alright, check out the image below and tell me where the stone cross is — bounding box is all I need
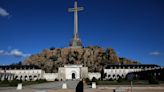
[68,1,84,40]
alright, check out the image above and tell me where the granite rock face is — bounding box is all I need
[23,46,139,73]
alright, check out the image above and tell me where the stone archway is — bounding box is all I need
[71,70,77,80]
[29,75,32,81]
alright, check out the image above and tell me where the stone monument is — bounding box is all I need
[68,1,84,48]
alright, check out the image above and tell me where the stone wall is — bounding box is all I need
[0,69,44,81]
[81,67,88,79]
[43,73,58,81]
[58,67,66,81]
[104,69,142,80]
[88,73,101,80]
[0,73,14,81]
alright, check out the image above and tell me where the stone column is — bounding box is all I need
[10,75,14,80]
[1,75,4,81]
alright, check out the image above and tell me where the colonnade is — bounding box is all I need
[0,73,14,81]
[0,73,41,81]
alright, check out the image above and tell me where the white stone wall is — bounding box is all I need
[3,69,44,81]
[104,69,142,80]
[0,70,4,73]
[0,73,14,81]
[43,73,58,81]
[88,73,101,80]
[58,67,66,81]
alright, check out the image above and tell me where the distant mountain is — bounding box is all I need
[23,46,139,73]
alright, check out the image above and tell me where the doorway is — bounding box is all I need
[72,73,76,79]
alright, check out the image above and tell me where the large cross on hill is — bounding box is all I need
[69,1,84,48]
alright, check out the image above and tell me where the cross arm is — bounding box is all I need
[68,7,84,12]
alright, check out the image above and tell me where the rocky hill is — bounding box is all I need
[23,46,139,73]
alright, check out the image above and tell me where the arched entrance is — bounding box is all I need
[72,73,76,79]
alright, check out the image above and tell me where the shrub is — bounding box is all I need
[84,78,90,83]
[9,79,20,86]
[1,79,9,84]
[36,79,47,83]
[0,79,9,87]
[148,76,159,84]
[108,79,114,81]
[84,78,91,85]
[55,79,59,81]
[117,77,123,83]
[92,77,97,82]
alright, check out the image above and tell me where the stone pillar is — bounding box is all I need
[62,83,67,89]
[19,75,22,80]
[17,83,22,90]
[1,75,4,81]
[7,74,10,80]
[32,75,34,81]
[10,75,14,80]
[27,76,29,81]
[22,75,25,81]
[92,82,96,89]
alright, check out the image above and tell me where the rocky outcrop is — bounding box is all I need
[23,46,139,73]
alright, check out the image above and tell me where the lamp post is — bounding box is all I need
[127,73,134,92]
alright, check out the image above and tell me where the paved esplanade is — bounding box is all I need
[27,80,81,89]
[69,1,83,48]
[0,81,164,92]
[0,80,88,92]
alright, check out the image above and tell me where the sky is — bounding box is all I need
[0,0,164,66]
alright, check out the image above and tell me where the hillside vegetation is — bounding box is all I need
[23,46,139,73]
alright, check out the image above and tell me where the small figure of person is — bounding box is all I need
[76,79,84,92]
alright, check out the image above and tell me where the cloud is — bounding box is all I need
[0,50,5,54]
[0,7,9,17]
[0,49,30,57]
[9,49,31,57]
[149,51,161,56]
[10,49,24,57]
